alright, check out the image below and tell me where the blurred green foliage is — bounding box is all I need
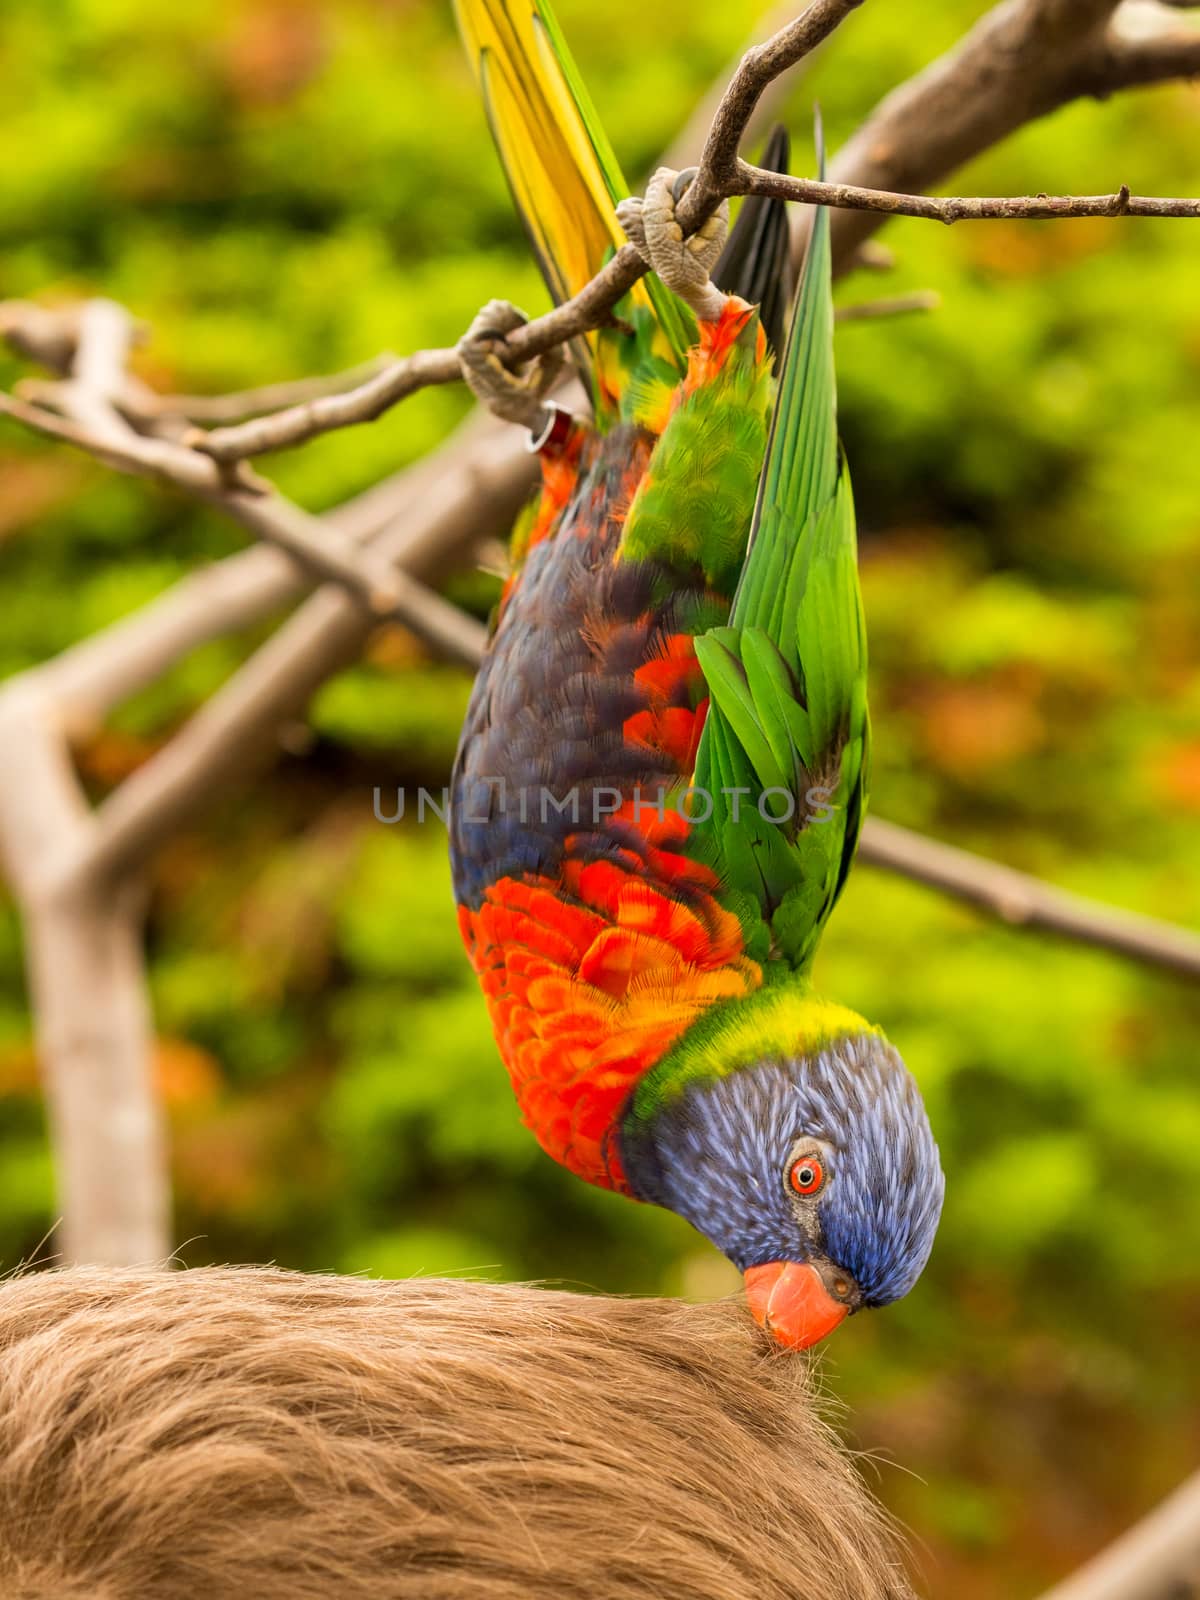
[1,1,1198,1595]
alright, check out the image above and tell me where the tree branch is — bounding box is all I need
[0,309,486,663]
[858,818,1200,981]
[142,354,398,425]
[1084,4,1200,88]
[19,412,479,732]
[192,346,467,462]
[660,0,827,169]
[0,303,176,1267]
[823,0,1200,266]
[682,0,866,213]
[742,171,1197,219]
[110,0,1188,470]
[69,423,525,890]
[835,290,941,321]
[0,680,167,1266]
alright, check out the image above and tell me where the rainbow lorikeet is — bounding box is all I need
[448,0,943,1349]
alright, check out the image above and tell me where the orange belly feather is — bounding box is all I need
[457,800,762,1191]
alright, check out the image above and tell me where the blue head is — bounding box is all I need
[618,1027,944,1349]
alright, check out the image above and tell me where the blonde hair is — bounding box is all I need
[0,1266,912,1600]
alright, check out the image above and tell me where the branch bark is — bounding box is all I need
[1,316,488,662]
[70,414,528,891]
[0,673,168,1266]
[743,173,1192,220]
[858,819,1200,981]
[682,0,867,215]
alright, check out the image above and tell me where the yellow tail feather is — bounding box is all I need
[455,1,626,310]
[455,0,691,412]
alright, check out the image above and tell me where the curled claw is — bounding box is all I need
[620,168,729,323]
[456,299,564,434]
[670,167,699,203]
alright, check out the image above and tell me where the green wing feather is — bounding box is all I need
[691,143,871,973]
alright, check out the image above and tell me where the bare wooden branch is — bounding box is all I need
[0,684,167,1266]
[146,354,398,425]
[823,0,1200,267]
[859,818,1200,980]
[0,303,173,1267]
[1034,1468,1200,1600]
[0,299,83,373]
[743,169,1198,219]
[0,303,481,1265]
[22,424,469,732]
[0,312,486,661]
[36,547,309,731]
[1092,6,1200,87]
[194,346,465,462]
[70,421,527,890]
[0,386,265,491]
[835,290,941,321]
[660,0,823,169]
[682,0,866,215]
[211,488,411,621]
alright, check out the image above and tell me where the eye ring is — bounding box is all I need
[788,1153,826,1198]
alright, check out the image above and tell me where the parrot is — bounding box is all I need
[448,0,944,1350]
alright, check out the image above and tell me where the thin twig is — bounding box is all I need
[684,0,866,210]
[193,346,466,462]
[740,169,1196,219]
[661,0,824,168]
[835,290,941,321]
[858,818,1200,980]
[148,354,399,425]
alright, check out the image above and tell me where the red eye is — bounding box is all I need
[788,1155,825,1197]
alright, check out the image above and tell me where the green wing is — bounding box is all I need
[690,158,870,973]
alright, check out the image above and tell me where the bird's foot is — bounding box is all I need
[456,299,564,436]
[617,168,729,323]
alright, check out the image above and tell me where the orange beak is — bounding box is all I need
[743,1261,851,1350]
